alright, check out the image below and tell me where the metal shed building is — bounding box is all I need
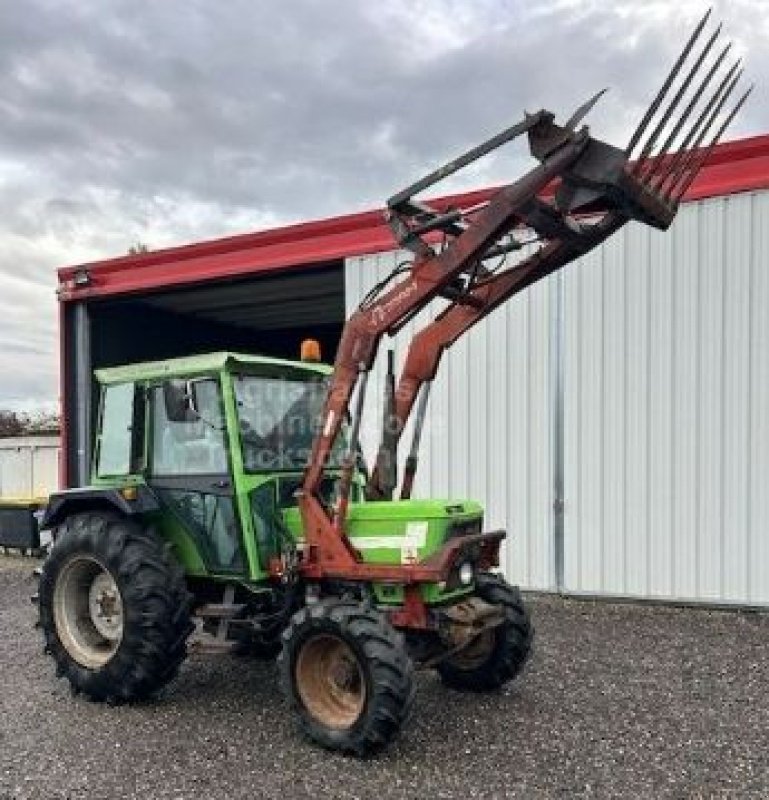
[58,134,769,606]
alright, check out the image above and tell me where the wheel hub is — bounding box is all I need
[53,555,124,669]
[295,634,366,730]
[88,572,123,641]
[442,597,503,670]
[449,629,496,670]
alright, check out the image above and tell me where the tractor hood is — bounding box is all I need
[284,498,483,566]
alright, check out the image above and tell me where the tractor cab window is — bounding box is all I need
[151,379,228,476]
[96,383,136,477]
[234,374,344,472]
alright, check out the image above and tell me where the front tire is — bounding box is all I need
[278,600,415,755]
[436,573,533,691]
[39,512,193,703]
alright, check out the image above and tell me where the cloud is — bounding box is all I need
[0,0,765,405]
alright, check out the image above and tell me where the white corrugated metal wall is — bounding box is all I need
[345,189,769,605]
[563,191,769,605]
[345,252,558,590]
[0,436,60,499]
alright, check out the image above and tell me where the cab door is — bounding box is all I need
[147,378,246,575]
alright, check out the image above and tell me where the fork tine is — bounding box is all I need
[672,84,754,202]
[631,22,723,176]
[664,69,743,200]
[625,8,712,156]
[645,42,732,187]
[656,61,742,195]
[564,88,609,131]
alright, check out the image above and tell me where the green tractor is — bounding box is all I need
[38,22,745,752]
[38,352,531,754]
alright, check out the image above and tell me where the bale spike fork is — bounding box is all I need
[298,12,749,615]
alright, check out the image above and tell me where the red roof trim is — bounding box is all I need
[59,134,769,301]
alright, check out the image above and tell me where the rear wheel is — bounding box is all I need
[436,573,533,691]
[39,512,193,703]
[278,600,415,755]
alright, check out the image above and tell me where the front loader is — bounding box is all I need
[37,14,748,755]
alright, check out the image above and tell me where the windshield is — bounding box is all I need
[234,374,345,472]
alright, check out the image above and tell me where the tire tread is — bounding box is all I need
[38,512,193,703]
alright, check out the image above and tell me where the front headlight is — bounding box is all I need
[458,561,474,586]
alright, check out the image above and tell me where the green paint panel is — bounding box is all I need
[283,498,484,606]
[284,499,481,561]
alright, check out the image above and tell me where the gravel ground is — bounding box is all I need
[0,555,767,799]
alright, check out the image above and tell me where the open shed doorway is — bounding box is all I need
[89,262,345,369]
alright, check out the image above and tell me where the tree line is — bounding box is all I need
[0,410,60,437]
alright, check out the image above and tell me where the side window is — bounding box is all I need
[96,383,135,477]
[151,380,228,475]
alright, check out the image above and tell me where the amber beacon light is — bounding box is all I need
[300,338,322,362]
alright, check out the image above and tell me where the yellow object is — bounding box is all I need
[121,486,138,501]
[0,497,47,508]
[300,338,322,362]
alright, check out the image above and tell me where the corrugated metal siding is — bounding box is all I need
[345,252,557,590]
[0,436,60,499]
[563,192,769,604]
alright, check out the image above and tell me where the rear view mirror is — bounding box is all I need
[163,380,197,423]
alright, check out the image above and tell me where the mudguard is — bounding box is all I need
[40,485,160,530]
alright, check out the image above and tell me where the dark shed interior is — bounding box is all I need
[90,262,345,367]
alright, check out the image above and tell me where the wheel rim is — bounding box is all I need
[53,555,124,669]
[295,634,366,730]
[449,629,496,671]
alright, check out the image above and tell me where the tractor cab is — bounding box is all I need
[89,352,344,580]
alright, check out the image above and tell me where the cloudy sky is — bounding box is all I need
[0,0,765,408]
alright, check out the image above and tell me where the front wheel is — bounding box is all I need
[278,600,415,755]
[436,573,533,691]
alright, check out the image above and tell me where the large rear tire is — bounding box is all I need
[278,600,415,755]
[436,573,533,692]
[38,512,193,703]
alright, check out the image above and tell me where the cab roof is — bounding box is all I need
[95,351,332,385]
